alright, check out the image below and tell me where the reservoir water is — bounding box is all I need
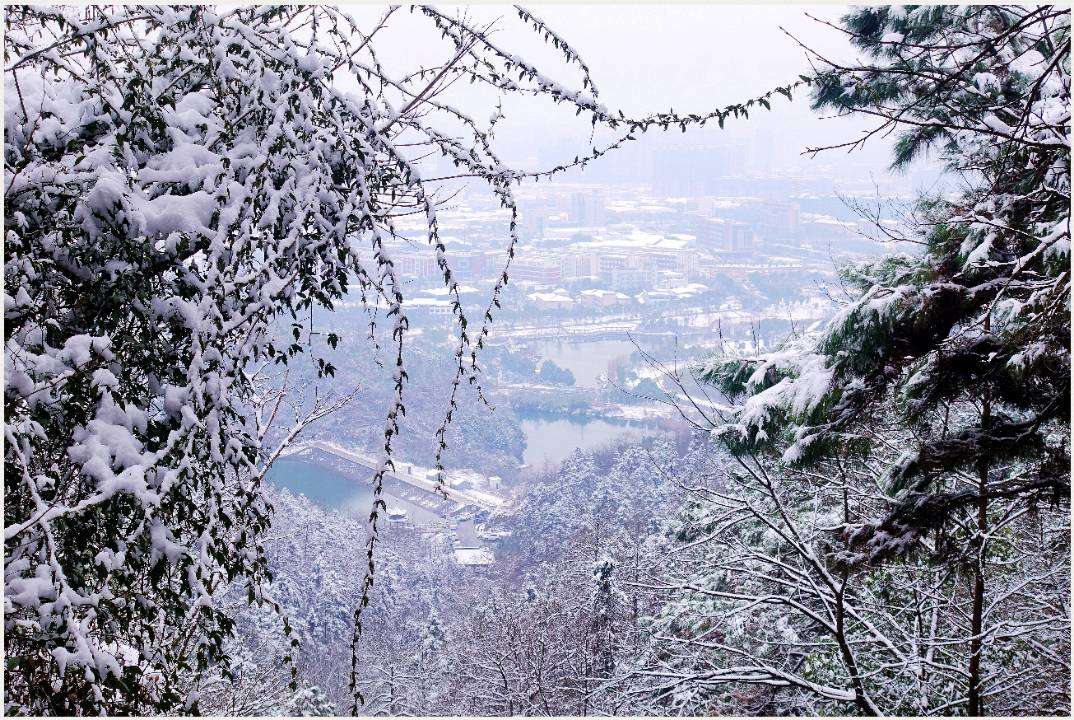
[266,457,441,523]
[520,414,668,470]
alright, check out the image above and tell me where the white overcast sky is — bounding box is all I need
[342,4,939,189]
[501,5,886,161]
[507,5,847,111]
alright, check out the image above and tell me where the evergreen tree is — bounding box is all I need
[702,6,1070,715]
[589,556,626,680]
[710,3,1069,554]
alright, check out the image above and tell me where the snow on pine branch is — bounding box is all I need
[700,5,1069,569]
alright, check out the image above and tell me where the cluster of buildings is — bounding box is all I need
[514,229,699,292]
[387,182,821,296]
[373,150,904,342]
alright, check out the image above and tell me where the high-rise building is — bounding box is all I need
[696,219,757,253]
[759,200,801,234]
[598,254,629,275]
[568,192,606,227]
[561,253,598,281]
[611,267,652,293]
[520,212,546,242]
[726,222,757,253]
[396,252,439,279]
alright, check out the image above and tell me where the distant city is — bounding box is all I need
[376,140,925,357]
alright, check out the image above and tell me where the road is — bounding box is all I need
[456,518,479,546]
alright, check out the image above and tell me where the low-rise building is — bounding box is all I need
[528,289,575,310]
[406,297,453,316]
[579,288,630,309]
[453,546,495,566]
[512,258,562,285]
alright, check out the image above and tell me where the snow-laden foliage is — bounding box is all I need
[3,5,807,714]
[193,488,454,716]
[703,3,1070,559]
[507,442,680,565]
[688,6,1070,715]
[631,447,1070,716]
[194,443,697,717]
[438,440,703,716]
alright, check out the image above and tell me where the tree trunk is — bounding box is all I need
[968,456,987,715]
[835,576,877,716]
[968,345,991,717]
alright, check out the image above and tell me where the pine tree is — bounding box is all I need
[711,4,1069,549]
[702,6,1070,715]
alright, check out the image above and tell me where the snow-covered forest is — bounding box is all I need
[4,4,1070,717]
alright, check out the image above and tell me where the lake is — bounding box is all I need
[533,338,639,388]
[520,414,669,470]
[266,457,442,524]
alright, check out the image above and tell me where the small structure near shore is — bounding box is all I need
[453,546,495,567]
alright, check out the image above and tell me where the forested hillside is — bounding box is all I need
[5,4,1069,716]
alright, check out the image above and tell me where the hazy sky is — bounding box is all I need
[508,5,849,110]
[343,5,938,191]
[500,5,895,167]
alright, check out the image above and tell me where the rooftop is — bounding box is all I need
[573,228,694,252]
[454,546,496,566]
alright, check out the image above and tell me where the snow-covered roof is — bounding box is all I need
[579,289,629,299]
[527,290,574,304]
[574,228,692,252]
[638,283,709,302]
[421,285,479,296]
[454,546,495,566]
